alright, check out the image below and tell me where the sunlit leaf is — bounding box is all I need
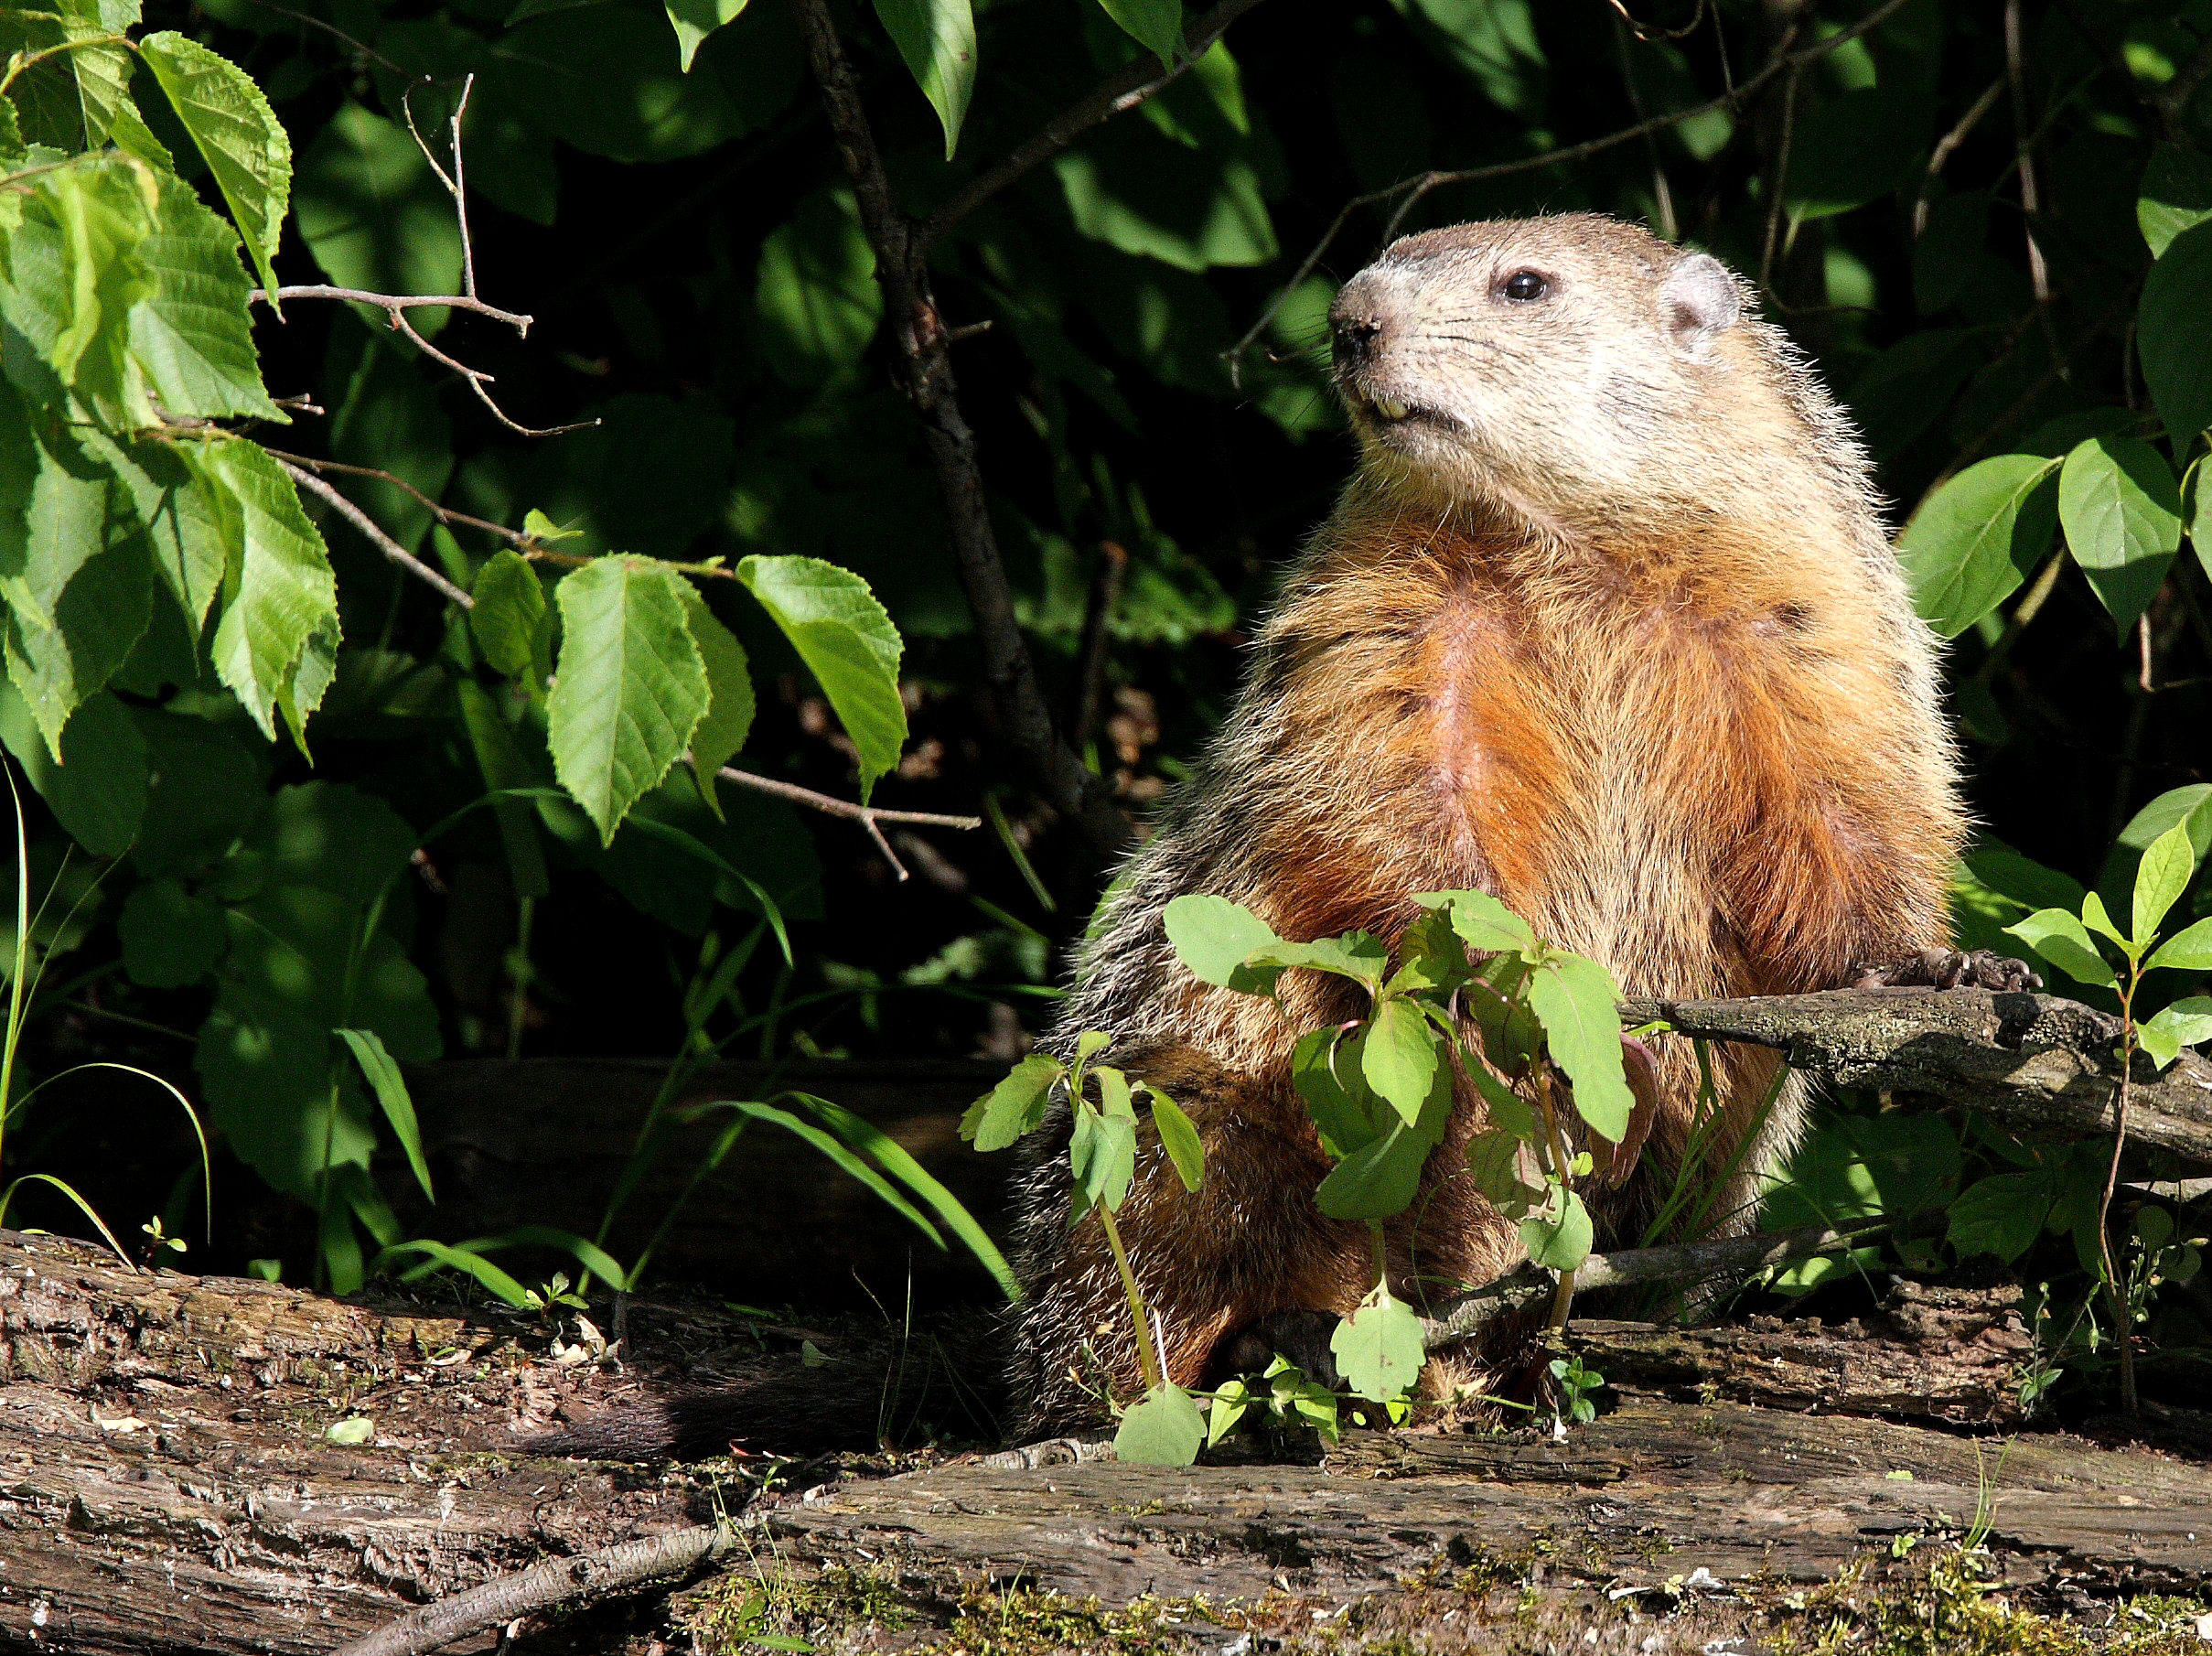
[139,32,291,305]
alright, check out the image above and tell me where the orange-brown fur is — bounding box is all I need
[1007,215,1965,1436]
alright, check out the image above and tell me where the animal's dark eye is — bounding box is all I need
[1501,270,1547,302]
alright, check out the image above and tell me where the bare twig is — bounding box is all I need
[274,458,476,609]
[1069,539,1128,751]
[1913,76,2003,237]
[1226,0,1915,372]
[249,285,531,331]
[789,0,1132,855]
[914,0,1271,252]
[1601,0,1708,44]
[403,76,480,302]
[393,299,596,439]
[706,760,979,883]
[1756,62,1802,293]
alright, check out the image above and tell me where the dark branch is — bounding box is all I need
[788,0,1133,855]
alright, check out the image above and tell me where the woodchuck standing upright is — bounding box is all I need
[1007,213,2035,1437]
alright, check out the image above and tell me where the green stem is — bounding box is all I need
[2099,958,2142,1414]
[1369,1220,1388,1295]
[506,895,535,1061]
[1097,1202,1164,1393]
[1533,1062,1578,1336]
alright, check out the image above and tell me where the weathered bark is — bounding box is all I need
[1630,987,2212,1162]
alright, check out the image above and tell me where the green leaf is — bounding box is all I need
[1145,1083,1204,1192]
[1361,995,1438,1126]
[455,680,551,902]
[193,439,340,742]
[118,875,226,987]
[0,684,145,855]
[871,0,976,159]
[129,171,284,422]
[1946,1170,2055,1264]
[1113,1382,1204,1466]
[2058,436,2183,636]
[2134,821,2199,948]
[1520,1185,1593,1273]
[469,549,553,691]
[1897,454,2062,637]
[105,436,230,630]
[1163,893,1280,992]
[1414,888,1538,954]
[2141,220,2212,455]
[1054,146,1276,273]
[1096,0,1181,65]
[1313,1116,1430,1219]
[2140,998,2212,1070]
[1205,1374,1251,1446]
[335,1027,433,1204]
[1526,955,1632,1141]
[754,189,883,389]
[5,161,157,428]
[2007,908,2117,986]
[665,0,746,70]
[293,102,462,336]
[2140,145,2212,259]
[547,556,711,844]
[1068,1101,1137,1215]
[2080,888,2127,950]
[676,585,754,817]
[1328,1282,1424,1403]
[959,1051,1061,1152]
[1246,930,1389,994]
[138,32,291,306]
[2148,918,2212,975]
[1291,1027,1383,1160]
[372,1239,532,1307]
[326,1415,374,1446]
[735,554,905,801]
[725,1099,945,1248]
[1076,1029,1113,1063]
[1465,1129,1538,1217]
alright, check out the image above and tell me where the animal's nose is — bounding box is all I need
[1330,308,1384,370]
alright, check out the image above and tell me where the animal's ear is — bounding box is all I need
[1659,253,1741,358]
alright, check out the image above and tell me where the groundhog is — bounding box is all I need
[1005,212,2035,1437]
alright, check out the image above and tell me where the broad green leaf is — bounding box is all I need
[1526,955,1632,1140]
[1314,1117,1430,1219]
[1328,1282,1424,1403]
[1096,1063,1136,1119]
[754,189,882,389]
[1897,454,2061,637]
[1388,907,1474,995]
[676,585,755,818]
[469,549,553,690]
[1361,995,1437,1126]
[1146,1084,1204,1192]
[1163,893,1280,991]
[194,439,340,741]
[1113,1382,1204,1466]
[2141,220,2212,455]
[1068,1101,1137,1215]
[2058,436,2182,635]
[10,161,158,428]
[1946,1170,2055,1264]
[2080,889,2126,950]
[2192,460,2211,586]
[335,1027,433,1204]
[959,1051,1060,1151]
[871,0,976,159]
[2139,998,2212,1070]
[2135,822,2198,948]
[118,875,227,987]
[665,0,746,70]
[547,556,710,844]
[0,684,145,855]
[2141,145,2212,258]
[735,554,905,800]
[1097,0,1181,65]
[1520,1185,1593,1273]
[2148,918,2212,975]
[1205,1374,1252,1446]
[455,680,551,902]
[326,1415,374,1446]
[1415,888,1538,954]
[293,102,463,336]
[2007,908,2117,986]
[1054,147,1276,273]
[1291,1027,1383,1160]
[1076,1029,1113,1063]
[2115,785,2212,869]
[128,169,283,421]
[1465,1129,1538,1217]
[139,32,291,305]
[1247,930,1389,993]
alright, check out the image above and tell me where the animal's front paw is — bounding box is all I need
[1209,1308,1343,1392]
[1852,947,2042,993]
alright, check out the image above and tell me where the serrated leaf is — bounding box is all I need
[12,161,157,429]
[735,554,905,801]
[1163,893,1281,992]
[546,557,709,844]
[128,171,283,422]
[2059,436,2183,636]
[2148,918,2212,975]
[1145,1084,1204,1192]
[469,549,553,690]
[1328,1282,1424,1403]
[2141,145,2212,259]
[1520,1185,1594,1273]
[1113,1382,1203,1466]
[1247,930,1389,993]
[193,439,339,741]
[1414,888,1539,954]
[1361,995,1437,1126]
[959,1051,1060,1152]
[1898,453,2063,637]
[677,586,754,819]
[139,32,291,306]
[2139,998,2212,1070]
[2007,907,2117,986]
[2141,220,2212,455]
[871,0,975,159]
[2135,821,2198,949]
[1068,1101,1137,1215]
[91,434,228,630]
[1096,0,1181,65]
[335,1027,433,1203]
[1526,954,1632,1141]
[664,0,746,70]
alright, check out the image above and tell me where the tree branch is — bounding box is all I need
[914,0,1271,253]
[274,457,476,609]
[788,0,1133,856]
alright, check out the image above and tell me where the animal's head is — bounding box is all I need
[1328,214,1822,529]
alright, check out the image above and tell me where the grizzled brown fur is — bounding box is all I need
[1007,214,1989,1436]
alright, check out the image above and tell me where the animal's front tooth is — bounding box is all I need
[1374,397,1409,421]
